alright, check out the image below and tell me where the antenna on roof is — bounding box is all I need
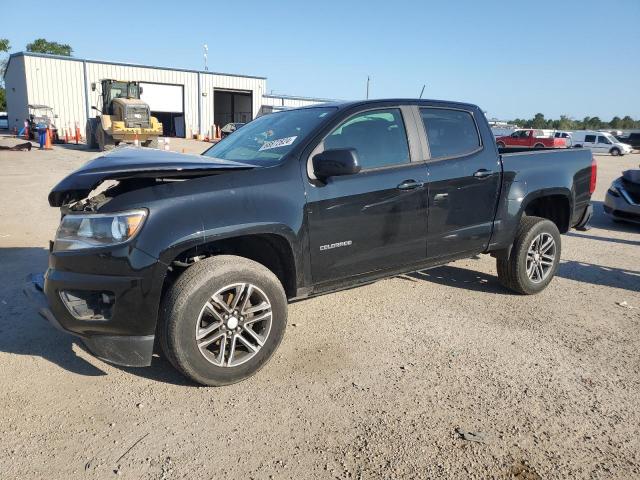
[419,84,426,99]
[366,76,370,99]
[203,44,208,71]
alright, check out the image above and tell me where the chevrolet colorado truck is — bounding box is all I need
[26,99,596,386]
[496,129,568,149]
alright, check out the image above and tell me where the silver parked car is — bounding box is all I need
[604,169,640,224]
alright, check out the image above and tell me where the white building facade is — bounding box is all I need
[4,52,327,138]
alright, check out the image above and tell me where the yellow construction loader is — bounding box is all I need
[86,79,162,151]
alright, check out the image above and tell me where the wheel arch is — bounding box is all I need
[159,229,301,301]
[521,189,572,233]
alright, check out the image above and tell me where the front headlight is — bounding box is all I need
[54,209,147,252]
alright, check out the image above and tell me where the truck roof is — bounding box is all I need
[294,98,481,112]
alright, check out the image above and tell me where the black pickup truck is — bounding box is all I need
[26,99,596,386]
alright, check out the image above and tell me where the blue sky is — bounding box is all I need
[3,0,639,120]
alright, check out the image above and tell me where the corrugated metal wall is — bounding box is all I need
[23,55,86,135]
[4,56,29,131]
[9,53,267,138]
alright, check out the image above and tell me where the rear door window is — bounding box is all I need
[420,108,481,159]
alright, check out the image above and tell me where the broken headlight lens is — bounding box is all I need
[54,209,147,251]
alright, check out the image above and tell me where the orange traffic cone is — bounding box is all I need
[75,125,80,144]
[44,128,53,150]
[134,133,139,147]
[64,129,69,144]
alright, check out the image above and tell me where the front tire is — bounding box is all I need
[85,118,99,149]
[496,216,561,295]
[143,137,159,149]
[96,127,115,151]
[497,141,506,149]
[610,147,621,156]
[160,255,287,386]
[534,143,545,149]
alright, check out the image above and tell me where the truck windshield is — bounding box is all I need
[203,107,336,165]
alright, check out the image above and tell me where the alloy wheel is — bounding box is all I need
[526,233,556,283]
[195,283,272,367]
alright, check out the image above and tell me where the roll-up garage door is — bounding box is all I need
[140,83,185,137]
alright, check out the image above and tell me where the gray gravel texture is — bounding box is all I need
[0,136,639,479]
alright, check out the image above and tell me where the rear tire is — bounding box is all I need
[496,216,561,295]
[160,255,288,386]
[534,143,545,149]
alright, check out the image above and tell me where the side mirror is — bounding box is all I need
[312,148,361,180]
[91,106,98,111]
[91,82,96,92]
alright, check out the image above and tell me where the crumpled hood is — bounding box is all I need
[48,147,257,206]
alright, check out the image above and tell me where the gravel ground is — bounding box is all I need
[0,135,639,479]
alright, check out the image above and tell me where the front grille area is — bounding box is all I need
[125,105,150,128]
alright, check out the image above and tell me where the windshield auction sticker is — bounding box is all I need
[259,136,298,151]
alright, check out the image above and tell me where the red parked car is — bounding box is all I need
[496,129,567,149]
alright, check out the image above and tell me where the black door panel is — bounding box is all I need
[419,107,501,259]
[426,156,500,258]
[307,165,428,283]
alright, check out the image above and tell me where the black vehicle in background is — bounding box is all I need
[615,133,640,150]
[27,99,597,386]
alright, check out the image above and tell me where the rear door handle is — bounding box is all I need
[473,169,493,179]
[397,179,424,190]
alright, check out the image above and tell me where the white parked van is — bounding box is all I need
[571,130,632,156]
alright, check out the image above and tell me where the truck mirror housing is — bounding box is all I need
[313,149,361,179]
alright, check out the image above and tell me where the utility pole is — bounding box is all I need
[366,76,370,99]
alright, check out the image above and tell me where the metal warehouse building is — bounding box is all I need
[4,52,327,138]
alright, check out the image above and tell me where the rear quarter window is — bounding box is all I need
[420,108,481,159]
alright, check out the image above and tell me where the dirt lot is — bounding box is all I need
[0,135,638,479]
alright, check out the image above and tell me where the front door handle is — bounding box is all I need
[473,169,493,179]
[397,179,425,190]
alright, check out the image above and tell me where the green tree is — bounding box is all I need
[0,38,10,110]
[531,113,546,129]
[621,116,635,129]
[26,38,72,56]
[557,115,575,130]
[610,116,622,129]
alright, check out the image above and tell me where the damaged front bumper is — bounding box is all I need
[23,265,159,368]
